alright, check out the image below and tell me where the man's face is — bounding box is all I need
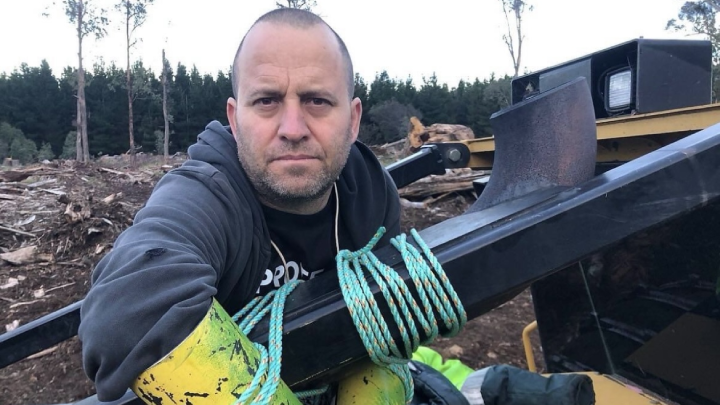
[227,22,361,207]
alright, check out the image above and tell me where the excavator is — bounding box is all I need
[2,37,720,405]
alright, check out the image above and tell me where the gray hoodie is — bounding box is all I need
[78,121,401,401]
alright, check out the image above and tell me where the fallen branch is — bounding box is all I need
[0,170,32,183]
[0,193,19,200]
[45,282,76,294]
[18,210,59,215]
[56,260,84,267]
[26,346,58,360]
[423,191,454,205]
[100,167,130,176]
[398,169,489,198]
[38,188,66,196]
[0,224,36,237]
[0,186,24,194]
[9,299,41,309]
[25,178,58,188]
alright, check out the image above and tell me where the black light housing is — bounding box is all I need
[511,38,712,119]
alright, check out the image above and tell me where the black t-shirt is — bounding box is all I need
[256,192,353,296]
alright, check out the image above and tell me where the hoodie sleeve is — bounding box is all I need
[78,161,254,401]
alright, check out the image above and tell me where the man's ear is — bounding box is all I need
[227,97,238,139]
[350,97,362,143]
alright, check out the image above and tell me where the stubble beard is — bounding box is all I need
[235,124,354,208]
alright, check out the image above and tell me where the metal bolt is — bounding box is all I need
[447,148,462,162]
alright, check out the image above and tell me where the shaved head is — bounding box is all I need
[232,8,355,100]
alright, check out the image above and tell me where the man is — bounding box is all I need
[79,8,402,404]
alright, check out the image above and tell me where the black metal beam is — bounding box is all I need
[249,119,720,389]
[385,144,447,189]
[81,120,720,405]
[0,300,81,370]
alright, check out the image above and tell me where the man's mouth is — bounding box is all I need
[274,154,317,161]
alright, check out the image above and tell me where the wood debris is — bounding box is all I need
[398,168,489,198]
[9,299,41,309]
[0,224,35,237]
[407,116,475,150]
[26,346,58,360]
[5,319,20,333]
[0,277,19,289]
[0,245,53,265]
[0,193,19,200]
[102,192,123,204]
[63,199,92,224]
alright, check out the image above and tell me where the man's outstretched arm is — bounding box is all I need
[79,162,252,401]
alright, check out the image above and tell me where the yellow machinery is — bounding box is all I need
[499,39,719,405]
[462,103,720,170]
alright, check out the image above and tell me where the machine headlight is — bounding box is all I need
[606,68,633,111]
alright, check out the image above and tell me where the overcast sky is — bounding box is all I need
[0,0,698,86]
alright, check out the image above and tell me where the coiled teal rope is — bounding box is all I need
[337,227,467,403]
[232,226,466,404]
[231,280,328,404]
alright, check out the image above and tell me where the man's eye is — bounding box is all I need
[310,98,328,106]
[256,98,275,106]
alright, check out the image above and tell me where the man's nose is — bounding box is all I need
[278,102,310,142]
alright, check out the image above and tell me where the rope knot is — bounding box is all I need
[337,227,467,403]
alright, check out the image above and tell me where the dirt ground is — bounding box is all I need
[0,157,542,405]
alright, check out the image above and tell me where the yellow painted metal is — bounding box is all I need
[451,103,720,169]
[467,153,494,169]
[521,320,538,372]
[596,137,666,163]
[336,362,407,405]
[521,320,673,403]
[595,103,720,140]
[578,373,672,405]
[131,299,300,405]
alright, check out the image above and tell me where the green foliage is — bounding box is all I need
[362,99,422,145]
[116,0,154,30]
[58,0,110,40]
[667,1,720,100]
[0,141,7,160]
[667,1,720,63]
[61,131,78,159]
[414,73,452,124]
[353,73,369,116]
[368,71,397,111]
[0,122,23,145]
[1,57,520,150]
[358,123,380,146]
[38,142,55,161]
[9,135,38,164]
[483,74,513,109]
[0,122,25,160]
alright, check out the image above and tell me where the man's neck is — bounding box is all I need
[259,188,333,215]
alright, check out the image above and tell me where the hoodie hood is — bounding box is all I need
[187,120,400,306]
[191,120,400,248]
